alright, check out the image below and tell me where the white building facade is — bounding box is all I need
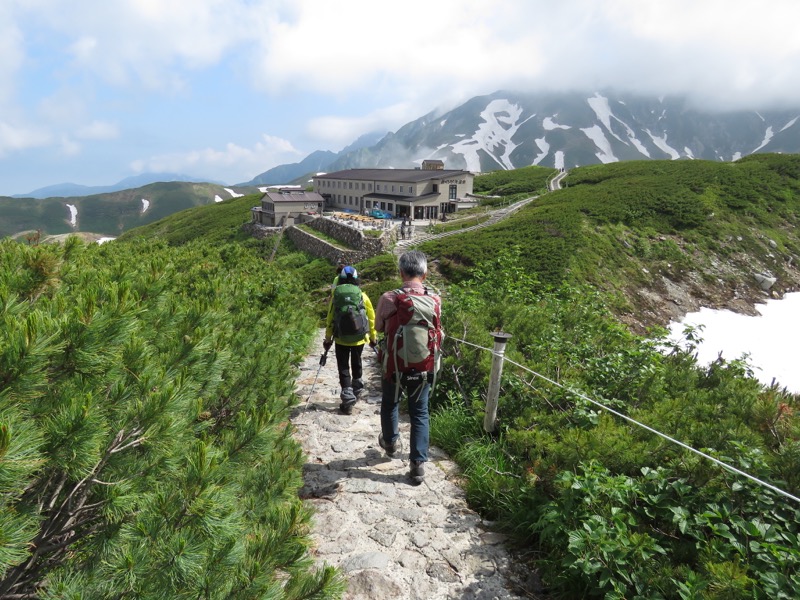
[313,167,474,221]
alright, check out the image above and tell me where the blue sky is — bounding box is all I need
[1,0,800,196]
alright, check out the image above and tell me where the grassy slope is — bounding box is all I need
[0,182,253,239]
[424,154,800,327]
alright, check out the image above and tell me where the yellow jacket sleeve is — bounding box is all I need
[362,292,377,344]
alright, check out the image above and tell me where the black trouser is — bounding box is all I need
[334,343,364,389]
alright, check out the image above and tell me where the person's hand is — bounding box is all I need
[369,340,377,350]
[323,339,333,351]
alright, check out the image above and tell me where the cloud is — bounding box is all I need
[76,120,119,140]
[0,121,51,156]
[130,134,304,183]
[306,103,421,147]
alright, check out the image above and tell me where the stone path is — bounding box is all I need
[291,330,536,599]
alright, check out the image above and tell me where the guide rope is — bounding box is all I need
[449,335,800,504]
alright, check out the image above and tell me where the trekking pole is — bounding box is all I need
[304,348,329,411]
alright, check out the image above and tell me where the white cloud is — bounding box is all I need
[0,121,51,156]
[130,134,303,183]
[76,120,119,140]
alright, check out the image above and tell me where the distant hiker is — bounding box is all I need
[375,250,443,485]
[324,266,377,415]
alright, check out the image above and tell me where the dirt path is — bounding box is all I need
[291,329,537,599]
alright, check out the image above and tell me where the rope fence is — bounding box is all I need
[447,333,800,505]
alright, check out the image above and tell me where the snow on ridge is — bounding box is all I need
[66,204,78,227]
[450,99,534,171]
[752,126,774,153]
[440,119,447,127]
[780,117,798,132]
[97,237,115,244]
[543,116,570,131]
[588,92,649,155]
[732,151,743,161]
[581,125,618,164]
[533,137,550,165]
[224,188,244,198]
[554,151,565,171]
[214,195,224,203]
[141,198,150,213]
[258,187,269,193]
[644,129,680,159]
[684,147,695,159]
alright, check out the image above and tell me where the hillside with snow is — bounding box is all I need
[293,90,800,176]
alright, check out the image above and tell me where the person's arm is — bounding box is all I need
[363,293,377,344]
[374,290,397,333]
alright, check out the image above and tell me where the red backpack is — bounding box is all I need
[381,287,443,384]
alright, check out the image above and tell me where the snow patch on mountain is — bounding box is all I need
[543,116,570,131]
[66,204,77,227]
[733,151,743,161]
[644,130,681,159]
[588,93,627,145]
[214,195,224,203]
[141,199,150,213]
[752,127,774,153]
[581,125,618,163]
[450,99,534,171]
[684,147,695,159]
[781,117,798,132]
[533,138,550,165]
[554,151,565,170]
[224,188,244,198]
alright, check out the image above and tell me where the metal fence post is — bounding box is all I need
[483,332,512,433]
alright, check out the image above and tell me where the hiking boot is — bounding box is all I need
[352,379,364,397]
[409,461,425,485]
[339,401,355,415]
[340,387,356,402]
[378,433,399,457]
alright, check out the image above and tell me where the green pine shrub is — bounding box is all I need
[0,237,344,599]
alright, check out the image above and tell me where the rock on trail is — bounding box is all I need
[291,329,535,599]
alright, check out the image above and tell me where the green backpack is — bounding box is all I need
[332,283,369,343]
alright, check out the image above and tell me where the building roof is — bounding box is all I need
[264,191,324,203]
[315,168,471,184]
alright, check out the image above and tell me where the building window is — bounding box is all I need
[381,202,386,210]
[432,184,439,193]
[408,186,414,196]
[369,183,373,191]
[349,182,353,189]
[449,184,457,200]
[388,203,393,211]
[365,200,371,209]
[392,185,395,192]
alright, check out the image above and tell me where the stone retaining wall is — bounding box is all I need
[282,218,396,264]
[244,217,396,264]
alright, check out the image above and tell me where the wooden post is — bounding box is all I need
[483,332,512,433]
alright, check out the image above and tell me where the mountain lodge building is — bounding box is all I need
[313,164,474,221]
[250,189,324,227]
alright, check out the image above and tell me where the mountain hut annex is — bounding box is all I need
[313,166,474,221]
[250,189,324,227]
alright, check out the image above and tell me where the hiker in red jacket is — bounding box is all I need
[374,250,443,485]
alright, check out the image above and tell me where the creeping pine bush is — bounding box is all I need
[431,248,800,599]
[0,237,344,599]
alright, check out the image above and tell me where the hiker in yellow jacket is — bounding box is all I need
[324,266,377,414]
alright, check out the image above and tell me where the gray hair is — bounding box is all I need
[398,250,427,278]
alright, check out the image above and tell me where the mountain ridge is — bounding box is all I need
[244,89,800,186]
